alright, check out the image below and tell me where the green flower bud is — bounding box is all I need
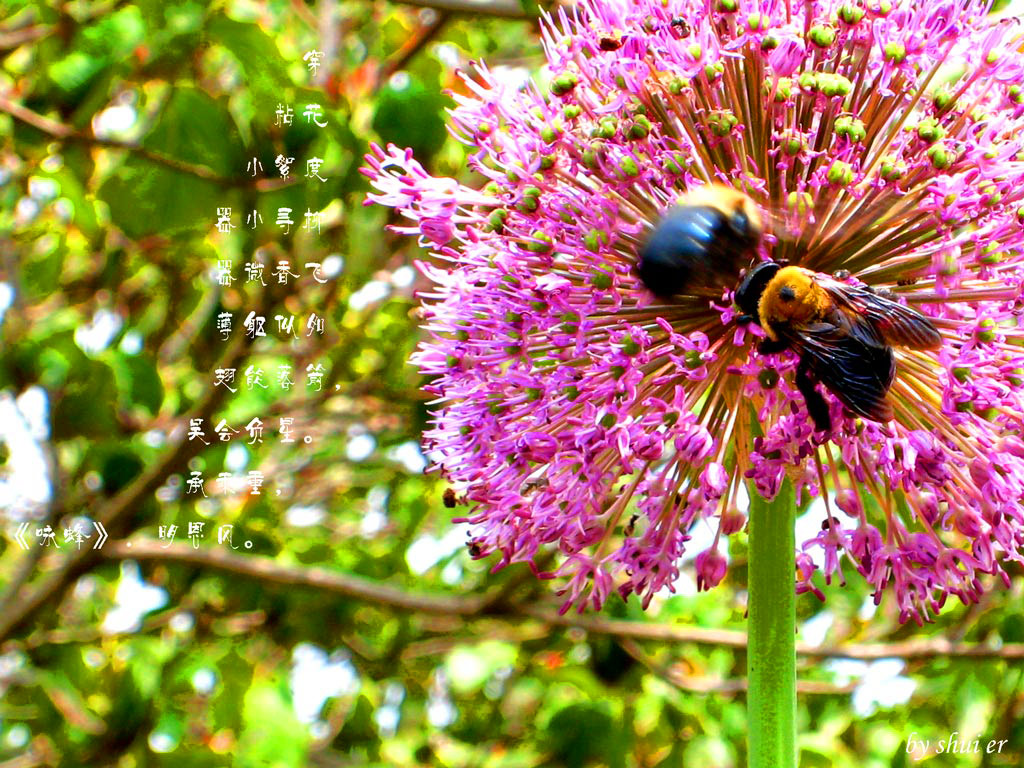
[927,144,952,170]
[979,183,1002,207]
[595,116,617,139]
[838,4,865,24]
[563,104,582,120]
[879,156,906,181]
[977,318,997,343]
[808,25,837,47]
[933,88,955,111]
[516,187,541,213]
[687,43,703,60]
[661,152,688,175]
[591,269,613,290]
[684,349,704,369]
[618,156,640,177]
[787,191,814,216]
[621,338,640,356]
[715,0,738,11]
[708,110,738,137]
[818,73,852,97]
[525,230,553,253]
[827,161,854,185]
[939,254,958,277]
[979,243,1003,264]
[487,208,508,232]
[760,35,779,51]
[746,12,767,31]
[705,61,725,81]
[884,42,906,63]
[626,115,652,140]
[952,366,971,383]
[539,124,560,143]
[916,117,945,144]
[799,71,819,91]
[550,73,579,96]
[764,77,792,102]
[758,368,780,388]
[835,115,866,142]
[584,229,608,252]
[780,132,804,156]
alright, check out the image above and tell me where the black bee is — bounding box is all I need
[636,184,762,298]
[735,264,942,432]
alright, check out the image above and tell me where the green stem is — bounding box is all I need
[747,480,797,768]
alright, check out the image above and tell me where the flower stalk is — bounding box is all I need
[747,479,797,768]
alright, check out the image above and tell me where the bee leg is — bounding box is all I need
[796,356,832,432]
[756,338,790,355]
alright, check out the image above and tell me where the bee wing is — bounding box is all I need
[791,322,896,423]
[820,280,942,350]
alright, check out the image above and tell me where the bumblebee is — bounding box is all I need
[637,184,762,298]
[735,263,941,432]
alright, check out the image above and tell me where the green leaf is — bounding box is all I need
[237,680,309,768]
[98,86,242,238]
[545,702,619,768]
[206,14,293,106]
[111,352,164,415]
[371,76,449,162]
[445,641,518,694]
[52,360,119,439]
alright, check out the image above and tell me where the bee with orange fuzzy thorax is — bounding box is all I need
[735,264,942,433]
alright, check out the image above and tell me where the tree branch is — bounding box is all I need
[101,540,1024,661]
[0,312,264,644]
[0,94,291,191]
[389,0,533,18]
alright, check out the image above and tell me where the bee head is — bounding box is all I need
[762,266,828,324]
[734,261,781,319]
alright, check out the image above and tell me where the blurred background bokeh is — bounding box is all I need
[0,1,1022,766]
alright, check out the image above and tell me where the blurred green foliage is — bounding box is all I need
[0,1,1022,767]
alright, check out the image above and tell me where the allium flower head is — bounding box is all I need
[363,0,1024,623]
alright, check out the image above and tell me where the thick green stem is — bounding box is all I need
[747,480,797,768]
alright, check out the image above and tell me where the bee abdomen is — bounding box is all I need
[637,206,736,297]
